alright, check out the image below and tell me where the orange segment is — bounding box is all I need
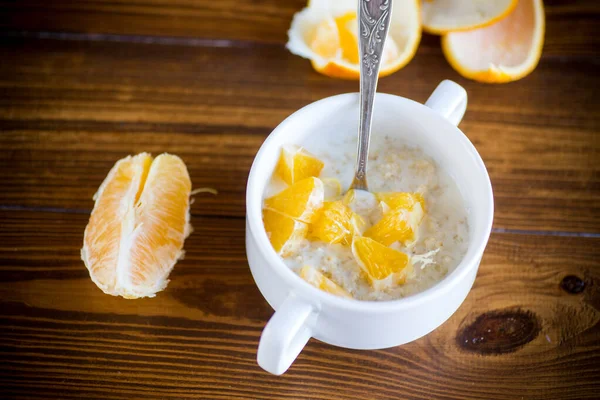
[299,265,351,298]
[263,177,324,223]
[308,16,340,60]
[127,155,192,292]
[263,209,308,257]
[441,0,545,83]
[310,200,364,246]
[364,200,424,246]
[352,237,413,291]
[81,153,192,299]
[274,145,324,185]
[334,12,360,65]
[375,192,425,212]
[422,0,518,34]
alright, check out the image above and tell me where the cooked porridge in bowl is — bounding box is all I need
[262,135,469,301]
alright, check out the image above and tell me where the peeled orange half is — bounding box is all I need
[286,0,421,79]
[422,0,518,34]
[442,0,545,83]
[81,153,192,299]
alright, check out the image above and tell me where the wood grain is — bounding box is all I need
[0,0,598,58]
[0,1,599,398]
[0,210,599,400]
[1,37,598,232]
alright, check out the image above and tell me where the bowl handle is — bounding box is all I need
[424,80,468,126]
[257,294,315,375]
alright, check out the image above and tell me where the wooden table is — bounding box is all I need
[1,1,599,399]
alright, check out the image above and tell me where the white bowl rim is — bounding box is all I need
[246,92,494,313]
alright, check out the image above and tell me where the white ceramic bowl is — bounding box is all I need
[246,80,494,375]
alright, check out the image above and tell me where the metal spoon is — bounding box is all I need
[350,0,393,192]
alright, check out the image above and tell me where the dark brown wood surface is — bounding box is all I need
[1,0,599,399]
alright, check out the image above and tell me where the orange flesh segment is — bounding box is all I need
[127,154,191,290]
[375,192,425,212]
[352,237,413,291]
[365,199,424,246]
[310,200,363,246]
[335,12,359,64]
[300,265,351,298]
[83,153,152,294]
[263,209,308,257]
[311,11,397,68]
[275,145,324,185]
[263,177,324,223]
[309,16,339,60]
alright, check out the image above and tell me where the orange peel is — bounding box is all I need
[286,0,421,79]
[422,0,518,35]
[441,0,545,83]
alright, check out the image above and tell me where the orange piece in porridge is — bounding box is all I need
[310,200,364,245]
[352,237,413,291]
[364,194,424,246]
[263,209,308,257]
[299,265,351,298]
[263,177,324,223]
[275,145,324,185]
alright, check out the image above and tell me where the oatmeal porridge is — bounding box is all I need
[262,135,469,301]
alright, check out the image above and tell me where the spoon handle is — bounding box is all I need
[352,0,393,191]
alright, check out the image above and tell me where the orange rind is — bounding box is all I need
[422,0,518,35]
[441,0,545,83]
[286,0,421,79]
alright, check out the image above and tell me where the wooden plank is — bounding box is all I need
[0,210,599,399]
[0,37,598,232]
[0,0,305,44]
[1,37,597,129]
[0,0,598,58]
[1,124,599,232]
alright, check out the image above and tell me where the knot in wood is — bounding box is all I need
[560,275,586,294]
[457,309,540,355]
